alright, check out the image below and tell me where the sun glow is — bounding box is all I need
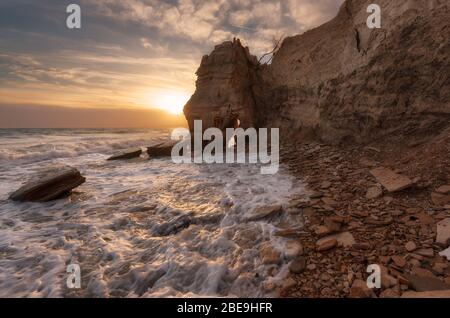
[152,91,191,115]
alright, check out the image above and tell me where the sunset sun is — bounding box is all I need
[153,91,191,115]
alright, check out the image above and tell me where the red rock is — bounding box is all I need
[391,256,407,268]
[405,241,417,252]
[316,237,338,252]
[436,218,450,246]
[245,205,282,222]
[370,167,414,193]
[431,192,450,206]
[401,290,450,298]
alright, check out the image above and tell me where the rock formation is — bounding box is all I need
[184,0,450,143]
[9,165,86,202]
[184,38,260,132]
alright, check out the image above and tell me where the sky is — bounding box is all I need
[0,0,344,128]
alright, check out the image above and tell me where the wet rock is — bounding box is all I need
[366,186,383,200]
[107,148,142,161]
[154,215,191,236]
[245,205,282,222]
[147,141,178,158]
[289,256,307,274]
[284,241,304,259]
[135,268,167,296]
[436,218,450,246]
[259,243,281,265]
[370,167,414,193]
[9,165,85,202]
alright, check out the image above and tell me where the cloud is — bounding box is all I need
[0,0,345,116]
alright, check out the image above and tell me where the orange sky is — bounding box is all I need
[0,0,343,128]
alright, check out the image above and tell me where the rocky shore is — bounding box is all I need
[275,127,450,298]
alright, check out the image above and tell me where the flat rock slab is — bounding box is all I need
[370,167,414,192]
[401,290,450,298]
[9,165,85,202]
[318,232,356,248]
[400,274,450,292]
[107,148,142,161]
[439,247,450,261]
[431,192,450,206]
[436,218,450,246]
[245,205,282,222]
[147,141,178,157]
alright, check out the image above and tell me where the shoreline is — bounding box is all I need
[277,128,450,298]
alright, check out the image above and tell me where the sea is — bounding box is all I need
[0,128,306,297]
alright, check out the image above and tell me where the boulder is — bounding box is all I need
[370,167,414,193]
[147,141,178,158]
[107,148,142,161]
[9,165,85,202]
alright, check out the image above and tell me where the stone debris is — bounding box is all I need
[366,186,383,200]
[436,218,450,246]
[370,167,414,193]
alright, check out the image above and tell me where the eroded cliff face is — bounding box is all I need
[183,38,260,132]
[184,0,450,143]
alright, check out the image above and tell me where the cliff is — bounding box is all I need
[184,0,450,143]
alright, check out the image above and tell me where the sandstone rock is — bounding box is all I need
[436,185,450,194]
[431,193,450,206]
[349,280,373,298]
[369,168,414,193]
[284,241,304,259]
[411,267,437,279]
[183,38,258,132]
[147,141,178,158]
[245,205,282,222]
[9,165,85,202]
[401,290,450,298]
[316,237,338,252]
[391,256,407,268]
[415,248,434,258]
[259,243,281,265]
[184,0,450,144]
[289,256,307,274]
[400,274,450,292]
[366,186,383,199]
[324,217,342,233]
[318,232,356,249]
[439,247,450,261]
[314,225,332,237]
[405,241,418,252]
[107,148,142,161]
[380,289,399,298]
[436,218,450,246]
